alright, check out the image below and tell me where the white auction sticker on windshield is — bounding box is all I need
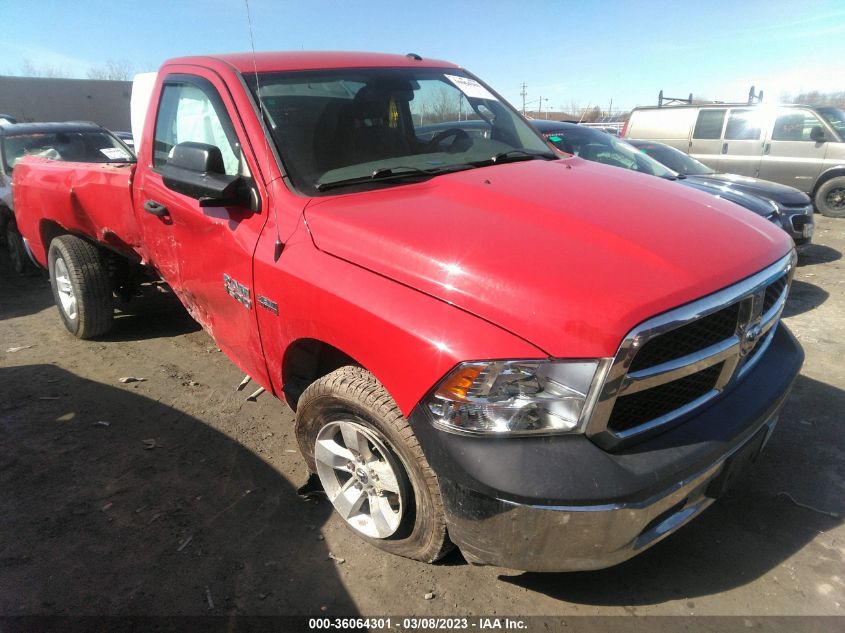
[100,147,130,160]
[444,75,497,100]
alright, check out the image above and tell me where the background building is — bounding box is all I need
[0,76,131,130]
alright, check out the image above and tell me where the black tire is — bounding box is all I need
[295,366,452,563]
[47,235,114,338]
[6,218,34,275]
[814,176,845,218]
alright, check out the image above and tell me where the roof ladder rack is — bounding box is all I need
[658,90,693,107]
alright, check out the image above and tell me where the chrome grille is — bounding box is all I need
[628,304,740,372]
[608,363,724,433]
[764,276,788,313]
[587,251,796,449]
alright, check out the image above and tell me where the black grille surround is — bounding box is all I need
[586,252,796,449]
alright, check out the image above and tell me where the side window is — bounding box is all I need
[772,111,824,141]
[693,109,726,139]
[153,82,241,175]
[724,109,761,140]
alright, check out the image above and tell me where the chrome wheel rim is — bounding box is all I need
[826,187,845,211]
[54,257,78,320]
[315,420,404,538]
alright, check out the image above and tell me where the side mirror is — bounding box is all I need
[810,126,826,143]
[162,142,244,206]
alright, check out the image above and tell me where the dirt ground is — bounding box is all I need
[1,217,843,620]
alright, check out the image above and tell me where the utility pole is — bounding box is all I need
[538,96,549,118]
[520,82,527,115]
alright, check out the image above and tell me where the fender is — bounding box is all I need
[252,217,545,415]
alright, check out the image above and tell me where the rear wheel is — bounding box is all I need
[815,176,845,218]
[6,218,34,275]
[48,235,114,338]
[295,366,452,562]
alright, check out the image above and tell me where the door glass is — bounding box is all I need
[724,110,762,140]
[153,83,241,175]
[693,109,726,139]
[772,111,825,141]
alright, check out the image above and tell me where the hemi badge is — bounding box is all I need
[258,295,279,315]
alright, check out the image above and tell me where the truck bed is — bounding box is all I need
[14,157,140,267]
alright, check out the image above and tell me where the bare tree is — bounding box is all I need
[428,87,461,123]
[20,58,72,78]
[581,105,603,123]
[87,59,135,81]
[566,99,582,118]
[789,90,845,108]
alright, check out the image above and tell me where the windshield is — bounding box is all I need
[244,68,553,195]
[631,141,714,175]
[1,130,134,172]
[542,126,676,178]
[817,107,845,139]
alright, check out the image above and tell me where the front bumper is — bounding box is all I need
[409,325,803,572]
[779,205,814,248]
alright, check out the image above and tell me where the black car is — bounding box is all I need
[531,120,812,248]
[627,139,814,249]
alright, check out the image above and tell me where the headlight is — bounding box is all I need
[425,359,607,436]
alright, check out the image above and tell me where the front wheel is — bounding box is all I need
[48,235,114,338]
[815,176,845,218]
[295,366,452,563]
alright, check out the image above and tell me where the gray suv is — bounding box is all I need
[623,104,845,217]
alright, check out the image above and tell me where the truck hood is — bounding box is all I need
[305,158,791,358]
[687,173,811,206]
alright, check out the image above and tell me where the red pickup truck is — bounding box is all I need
[13,52,803,572]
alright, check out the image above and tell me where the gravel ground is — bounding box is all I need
[1,216,843,619]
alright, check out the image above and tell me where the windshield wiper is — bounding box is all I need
[470,149,556,167]
[315,164,476,192]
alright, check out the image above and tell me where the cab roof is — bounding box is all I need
[164,51,459,73]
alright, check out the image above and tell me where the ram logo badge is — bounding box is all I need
[223,273,251,309]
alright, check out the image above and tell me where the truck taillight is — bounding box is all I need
[620,119,629,138]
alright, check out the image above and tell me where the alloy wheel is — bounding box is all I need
[54,256,78,320]
[314,420,405,538]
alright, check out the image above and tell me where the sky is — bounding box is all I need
[2,0,845,112]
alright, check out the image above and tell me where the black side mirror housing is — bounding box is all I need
[810,125,826,143]
[162,141,245,206]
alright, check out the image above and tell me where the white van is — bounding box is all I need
[623,104,845,217]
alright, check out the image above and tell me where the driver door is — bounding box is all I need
[134,70,271,386]
[758,108,829,191]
